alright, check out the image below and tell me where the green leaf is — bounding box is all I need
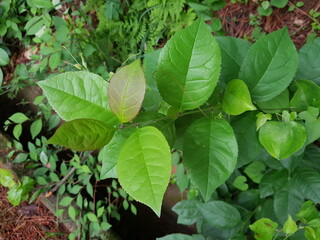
[59,196,74,207]
[249,218,278,240]
[157,234,195,240]
[49,52,61,70]
[256,112,272,131]
[259,121,307,160]
[259,169,288,198]
[9,112,29,124]
[155,18,221,111]
[215,36,252,85]
[7,186,22,206]
[30,119,42,139]
[292,167,320,203]
[108,60,146,123]
[117,126,171,217]
[295,38,320,85]
[233,175,249,191]
[299,107,320,144]
[270,0,288,8]
[13,124,22,140]
[305,226,317,240]
[68,205,77,221]
[47,119,115,151]
[172,200,202,225]
[38,71,118,126]
[0,169,16,188]
[283,215,298,235]
[222,79,256,115]
[0,48,9,66]
[244,161,266,184]
[32,0,54,8]
[99,128,135,179]
[257,89,289,114]
[0,68,3,86]
[87,212,98,223]
[183,118,238,201]
[239,28,298,102]
[198,201,241,228]
[231,112,264,167]
[290,80,320,112]
[296,201,319,223]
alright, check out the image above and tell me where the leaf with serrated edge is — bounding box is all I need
[156,18,221,111]
[239,28,298,102]
[109,60,146,123]
[38,71,118,126]
[183,118,238,201]
[117,126,171,217]
[47,119,115,151]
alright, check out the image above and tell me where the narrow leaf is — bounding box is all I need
[109,60,146,123]
[156,18,221,110]
[117,126,171,216]
[47,119,115,151]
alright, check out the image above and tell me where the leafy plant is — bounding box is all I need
[37,16,320,239]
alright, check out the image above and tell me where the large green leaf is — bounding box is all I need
[117,126,171,216]
[239,28,298,102]
[292,167,320,203]
[47,119,115,151]
[197,201,241,228]
[295,38,320,85]
[258,121,306,160]
[99,128,135,179]
[155,18,221,111]
[231,112,264,167]
[216,36,252,85]
[38,71,118,126]
[183,118,238,201]
[290,80,320,112]
[109,60,146,123]
[222,79,256,115]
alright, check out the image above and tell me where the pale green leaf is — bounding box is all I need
[47,119,115,151]
[38,71,118,126]
[117,126,171,217]
[258,121,307,160]
[109,60,146,123]
[239,28,298,102]
[296,201,319,223]
[30,119,42,139]
[13,124,22,140]
[283,215,298,235]
[222,79,256,115]
[32,0,54,8]
[59,196,74,207]
[249,218,278,240]
[9,112,29,124]
[0,169,16,188]
[68,205,76,221]
[183,118,238,201]
[155,18,221,111]
[87,212,98,223]
[256,112,272,131]
[7,186,22,206]
[0,48,9,66]
[49,52,61,70]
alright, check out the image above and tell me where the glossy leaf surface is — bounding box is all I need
[156,18,221,110]
[117,126,171,216]
[183,118,238,201]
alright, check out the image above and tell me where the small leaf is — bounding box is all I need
[183,118,238,201]
[0,48,9,66]
[249,218,278,240]
[283,215,298,235]
[9,112,29,124]
[244,161,266,184]
[87,212,98,223]
[256,112,272,131]
[7,186,22,206]
[49,52,61,70]
[117,127,171,217]
[259,121,307,160]
[233,175,249,191]
[30,119,42,139]
[222,79,256,115]
[68,205,77,221]
[13,124,22,140]
[47,119,115,151]
[108,60,146,123]
[0,169,16,188]
[59,196,74,207]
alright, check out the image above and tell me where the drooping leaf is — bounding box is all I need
[109,60,146,123]
[222,79,256,115]
[156,18,221,111]
[231,112,264,167]
[47,119,115,151]
[38,71,118,126]
[295,38,320,85]
[172,200,202,225]
[290,80,320,112]
[292,167,320,203]
[239,28,298,102]
[99,128,135,179]
[258,121,307,160]
[216,36,252,85]
[197,201,241,228]
[117,126,171,216]
[183,118,238,201]
[249,218,278,240]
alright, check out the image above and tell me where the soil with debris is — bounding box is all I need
[0,186,68,240]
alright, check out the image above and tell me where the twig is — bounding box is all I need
[50,167,77,194]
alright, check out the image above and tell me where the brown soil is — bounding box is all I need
[0,186,68,240]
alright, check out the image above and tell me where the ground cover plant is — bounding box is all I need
[34,15,320,239]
